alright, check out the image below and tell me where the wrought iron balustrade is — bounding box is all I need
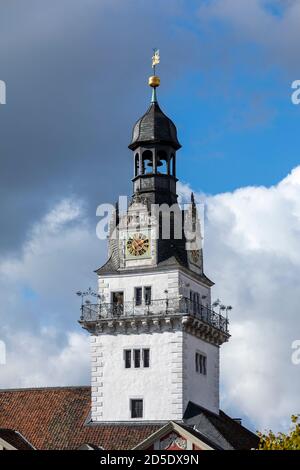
[80,297,229,334]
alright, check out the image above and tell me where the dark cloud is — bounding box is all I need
[0,0,201,255]
[2,0,297,255]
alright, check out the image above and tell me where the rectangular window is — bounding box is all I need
[112,291,124,316]
[134,349,141,368]
[195,352,207,375]
[124,350,131,369]
[131,399,143,419]
[144,286,152,305]
[135,287,142,306]
[196,293,200,313]
[124,349,150,369]
[143,348,150,368]
[112,291,124,305]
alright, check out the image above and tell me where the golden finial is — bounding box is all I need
[149,48,160,89]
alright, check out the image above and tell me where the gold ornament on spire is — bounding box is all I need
[149,48,160,89]
[152,49,160,68]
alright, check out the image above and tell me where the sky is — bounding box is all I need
[0,0,300,433]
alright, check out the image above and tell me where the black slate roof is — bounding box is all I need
[129,102,181,150]
[95,252,214,287]
[0,428,35,450]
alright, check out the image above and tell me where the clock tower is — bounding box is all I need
[80,66,229,424]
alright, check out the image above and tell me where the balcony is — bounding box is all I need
[79,297,229,335]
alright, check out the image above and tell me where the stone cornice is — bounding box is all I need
[79,313,229,346]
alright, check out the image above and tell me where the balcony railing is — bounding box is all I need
[80,297,229,334]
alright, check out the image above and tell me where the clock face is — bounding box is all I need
[126,232,150,258]
[191,249,200,263]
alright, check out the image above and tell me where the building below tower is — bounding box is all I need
[0,387,259,450]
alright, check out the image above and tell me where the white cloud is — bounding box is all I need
[1,330,89,388]
[1,168,300,432]
[179,165,300,431]
[0,197,105,389]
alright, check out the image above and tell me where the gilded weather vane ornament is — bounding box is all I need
[152,48,160,73]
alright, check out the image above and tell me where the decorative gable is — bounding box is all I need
[134,421,214,450]
[160,432,187,450]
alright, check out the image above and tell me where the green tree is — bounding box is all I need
[258,415,300,450]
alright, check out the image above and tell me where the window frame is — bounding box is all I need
[142,348,150,368]
[130,398,144,419]
[133,349,141,368]
[124,349,131,369]
[110,290,125,304]
[195,351,207,376]
[134,287,143,306]
[123,348,151,369]
[144,286,152,305]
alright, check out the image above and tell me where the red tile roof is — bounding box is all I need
[0,387,161,450]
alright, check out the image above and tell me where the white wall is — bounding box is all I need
[98,271,179,304]
[179,271,211,306]
[91,328,184,422]
[98,269,211,306]
[183,332,219,414]
[91,269,219,422]
[91,328,220,422]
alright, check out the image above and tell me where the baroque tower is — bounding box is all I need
[80,65,229,424]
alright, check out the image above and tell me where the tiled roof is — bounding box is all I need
[0,387,161,450]
[0,428,35,450]
[0,387,259,450]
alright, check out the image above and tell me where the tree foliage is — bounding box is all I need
[258,415,300,450]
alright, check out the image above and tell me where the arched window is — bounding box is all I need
[157,150,168,174]
[142,150,153,174]
[135,153,139,177]
[171,153,176,177]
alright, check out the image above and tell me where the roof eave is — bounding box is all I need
[128,139,181,151]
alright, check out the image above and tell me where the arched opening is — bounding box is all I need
[134,153,140,177]
[157,150,168,174]
[142,150,153,174]
[171,153,176,177]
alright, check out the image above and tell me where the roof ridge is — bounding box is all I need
[219,410,258,437]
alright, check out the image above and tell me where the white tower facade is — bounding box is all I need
[80,75,229,423]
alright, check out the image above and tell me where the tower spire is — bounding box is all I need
[149,48,160,103]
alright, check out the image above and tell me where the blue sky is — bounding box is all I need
[169,71,299,194]
[157,10,300,194]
